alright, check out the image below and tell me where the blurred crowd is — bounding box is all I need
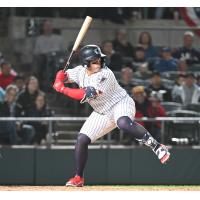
[1,19,200,145]
[0,8,180,22]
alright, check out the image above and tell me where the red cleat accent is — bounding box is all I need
[160,151,170,164]
[66,175,84,187]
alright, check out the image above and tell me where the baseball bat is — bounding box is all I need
[63,16,93,71]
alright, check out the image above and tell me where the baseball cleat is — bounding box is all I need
[66,175,84,187]
[155,144,170,164]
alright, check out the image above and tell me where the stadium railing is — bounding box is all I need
[0,116,200,146]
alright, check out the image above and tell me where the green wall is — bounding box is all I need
[0,146,199,185]
[0,147,34,185]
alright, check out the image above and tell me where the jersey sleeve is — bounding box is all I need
[66,65,82,84]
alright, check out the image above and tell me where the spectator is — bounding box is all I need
[13,75,25,94]
[171,74,186,98]
[34,19,65,90]
[101,40,123,71]
[172,73,200,105]
[132,86,166,142]
[132,86,150,119]
[0,62,17,89]
[178,58,188,72]
[154,8,167,19]
[131,86,147,127]
[16,76,43,117]
[112,28,134,57]
[147,91,166,142]
[174,73,186,87]
[0,86,5,102]
[138,31,158,59]
[0,84,35,145]
[0,85,18,144]
[119,67,136,95]
[25,93,53,144]
[119,85,145,145]
[132,45,147,70]
[148,71,172,101]
[152,47,179,73]
[172,31,200,65]
[154,8,178,19]
[132,45,152,79]
[34,20,65,55]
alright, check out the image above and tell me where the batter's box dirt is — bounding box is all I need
[0,185,200,191]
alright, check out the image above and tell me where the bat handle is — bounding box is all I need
[63,50,75,72]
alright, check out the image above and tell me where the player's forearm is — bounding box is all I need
[62,87,85,100]
[62,86,100,103]
[53,70,83,100]
[53,70,99,101]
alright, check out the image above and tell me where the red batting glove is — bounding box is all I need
[55,70,66,82]
[53,81,65,93]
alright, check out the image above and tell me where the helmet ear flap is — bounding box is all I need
[82,60,89,68]
[101,57,109,68]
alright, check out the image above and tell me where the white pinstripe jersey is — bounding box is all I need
[66,65,127,114]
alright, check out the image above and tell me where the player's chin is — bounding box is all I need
[93,67,101,73]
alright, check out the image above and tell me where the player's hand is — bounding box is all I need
[80,86,102,103]
[53,81,65,93]
[55,70,67,82]
[96,90,102,96]
[84,86,98,99]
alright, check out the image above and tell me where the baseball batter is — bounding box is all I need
[53,44,170,187]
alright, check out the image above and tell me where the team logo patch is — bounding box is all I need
[100,77,106,83]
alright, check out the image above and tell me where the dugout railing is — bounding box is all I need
[0,117,200,146]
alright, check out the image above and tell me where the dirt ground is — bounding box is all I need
[0,185,200,191]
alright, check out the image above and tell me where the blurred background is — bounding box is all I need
[1,7,200,186]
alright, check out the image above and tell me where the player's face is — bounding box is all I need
[88,58,101,74]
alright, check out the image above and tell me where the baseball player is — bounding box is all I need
[53,44,170,187]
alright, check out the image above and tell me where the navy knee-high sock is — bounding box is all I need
[117,116,159,149]
[75,133,91,177]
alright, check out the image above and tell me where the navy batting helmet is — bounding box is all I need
[80,44,107,68]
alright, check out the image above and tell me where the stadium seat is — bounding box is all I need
[164,110,200,145]
[132,78,150,87]
[160,102,182,112]
[161,78,174,89]
[183,103,200,112]
[188,64,200,72]
[166,109,200,117]
[122,56,133,65]
[133,73,152,80]
[161,71,180,80]
[113,71,121,80]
